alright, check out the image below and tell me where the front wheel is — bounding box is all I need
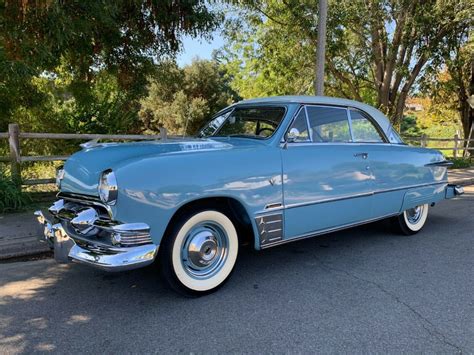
[159,209,239,296]
[393,204,429,235]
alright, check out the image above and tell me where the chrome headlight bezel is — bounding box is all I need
[98,169,118,205]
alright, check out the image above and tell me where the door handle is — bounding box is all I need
[354,152,368,159]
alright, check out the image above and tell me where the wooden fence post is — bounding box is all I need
[421,134,427,148]
[453,132,459,158]
[8,123,21,185]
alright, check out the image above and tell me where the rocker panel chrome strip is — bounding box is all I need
[260,212,399,249]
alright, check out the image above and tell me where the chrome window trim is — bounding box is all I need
[282,142,396,148]
[303,105,313,142]
[346,107,355,142]
[283,104,353,145]
[282,104,392,146]
[282,106,312,143]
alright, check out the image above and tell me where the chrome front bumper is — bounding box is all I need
[35,198,159,271]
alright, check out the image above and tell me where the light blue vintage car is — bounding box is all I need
[36,96,463,295]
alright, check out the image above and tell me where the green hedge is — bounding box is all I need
[449,158,472,169]
[0,168,31,213]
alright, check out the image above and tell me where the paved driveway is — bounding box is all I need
[1,187,473,354]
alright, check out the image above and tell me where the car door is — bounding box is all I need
[346,108,401,218]
[347,107,446,218]
[281,105,374,239]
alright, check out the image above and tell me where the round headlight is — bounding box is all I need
[98,169,118,205]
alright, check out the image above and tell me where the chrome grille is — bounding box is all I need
[49,196,152,247]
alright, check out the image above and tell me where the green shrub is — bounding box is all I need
[0,168,31,213]
[449,158,472,169]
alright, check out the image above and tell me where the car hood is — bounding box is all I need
[60,138,261,196]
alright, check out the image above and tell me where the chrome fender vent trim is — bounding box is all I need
[256,212,283,247]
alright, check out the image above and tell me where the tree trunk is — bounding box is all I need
[314,0,327,96]
[459,60,473,154]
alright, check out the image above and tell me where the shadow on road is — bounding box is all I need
[0,193,472,353]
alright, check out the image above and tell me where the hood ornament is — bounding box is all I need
[80,138,101,149]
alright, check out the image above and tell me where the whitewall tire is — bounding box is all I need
[394,204,429,235]
[159,209,239,296]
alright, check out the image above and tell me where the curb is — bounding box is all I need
[0,249,52,262]
[450,178,474,187]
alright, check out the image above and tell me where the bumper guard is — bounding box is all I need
[35,198,159,271]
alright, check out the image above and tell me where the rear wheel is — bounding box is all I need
[159,209,239,296]
[393,204,429,235]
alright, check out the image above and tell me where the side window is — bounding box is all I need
[306,106,351,142]
[287,109,310,142]
[349,109,385,143]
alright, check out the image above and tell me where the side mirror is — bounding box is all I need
[287,128,300,143]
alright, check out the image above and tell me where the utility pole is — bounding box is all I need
[314,0,328,96]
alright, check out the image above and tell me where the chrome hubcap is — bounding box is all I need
[406,205,423,224]
[181,222,228,279]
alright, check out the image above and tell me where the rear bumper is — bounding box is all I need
[35,206,159,272]
[445,184,464,199]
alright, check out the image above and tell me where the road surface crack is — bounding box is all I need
[316,260,463,353]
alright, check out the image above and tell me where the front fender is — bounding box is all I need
[112,146,283,246]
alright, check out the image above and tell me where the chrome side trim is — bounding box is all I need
[264,202,283,210]
[373,181,447,194]
[256,212,283,247]
[284,191,373,210]
[261,212,399,249]
[284,181,447,210]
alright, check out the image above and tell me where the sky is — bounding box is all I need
[176,31,225,67]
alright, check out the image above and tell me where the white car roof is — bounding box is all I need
[236,95,392,137]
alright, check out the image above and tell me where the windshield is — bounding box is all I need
[198,106,286,139]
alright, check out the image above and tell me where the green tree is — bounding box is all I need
[422,31,473,142]
[220,0,473,124]
[139,59,239,135]
[0,0,220,131]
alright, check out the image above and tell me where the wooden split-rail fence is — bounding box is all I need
[0,123,473,187]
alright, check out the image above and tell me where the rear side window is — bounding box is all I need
[349,109,385,143]
[306,106,351,143]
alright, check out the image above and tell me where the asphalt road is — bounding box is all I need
[1,187,473,354]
